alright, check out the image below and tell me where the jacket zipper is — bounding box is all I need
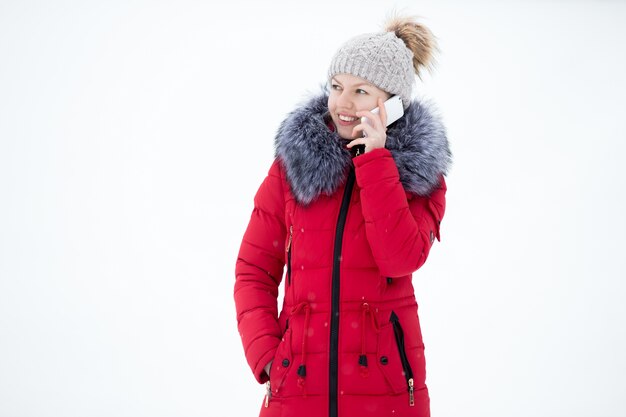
[329,167,356,417]
[390,311,415,406]
[264,380,271,407]
[286,225,293,285]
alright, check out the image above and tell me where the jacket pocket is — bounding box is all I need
[427,199,442,242]
[377,322,406,394]
[268,325,294,400]
[390,311,416,406]
[377,311,416,406]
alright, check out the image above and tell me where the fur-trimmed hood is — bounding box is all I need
[274,90,452,205]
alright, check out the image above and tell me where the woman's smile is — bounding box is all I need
[337,113,359,125]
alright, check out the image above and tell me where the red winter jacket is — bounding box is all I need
[234,92,451,417]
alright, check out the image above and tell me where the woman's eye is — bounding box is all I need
[356,89,368,94]
[331,84,341,90]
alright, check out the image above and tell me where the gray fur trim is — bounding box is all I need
[274,89,451,205]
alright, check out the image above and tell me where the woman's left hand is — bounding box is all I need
[347,97,388,154]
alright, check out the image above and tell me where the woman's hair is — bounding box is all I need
[383,14,438,80]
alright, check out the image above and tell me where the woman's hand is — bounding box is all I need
[264,360,273,378]
[346,97,388,154]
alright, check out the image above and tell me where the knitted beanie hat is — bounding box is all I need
[327,16,437,109]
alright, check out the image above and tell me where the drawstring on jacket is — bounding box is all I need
[290,301,311,393]
[359,302,380,376]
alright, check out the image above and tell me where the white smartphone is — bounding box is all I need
[361,95,404,127]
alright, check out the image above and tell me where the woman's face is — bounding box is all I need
[327,73,391,140]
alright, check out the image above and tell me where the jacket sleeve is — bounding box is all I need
[353,147,447,277]
[234,158,286,384]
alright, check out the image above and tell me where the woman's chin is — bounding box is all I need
[337,128,355,140]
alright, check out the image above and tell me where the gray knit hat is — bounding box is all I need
[327,31,416,109]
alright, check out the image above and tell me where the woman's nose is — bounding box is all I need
[335,91,353,109]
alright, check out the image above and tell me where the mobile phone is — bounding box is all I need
[361,95,404,127]
[353,95,404,155]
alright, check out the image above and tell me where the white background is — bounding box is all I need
[1,1,625,416]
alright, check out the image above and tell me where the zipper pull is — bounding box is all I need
[286,225,293,252]
[264,381,271,407]
[408,378,414,406]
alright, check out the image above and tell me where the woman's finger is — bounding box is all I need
[355,110,383,131]
[378,97,388,128]
[351,122,376,139]
[346,137,365,148]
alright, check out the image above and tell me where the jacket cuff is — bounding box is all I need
[353,147,399,188]
[253,347,277,384]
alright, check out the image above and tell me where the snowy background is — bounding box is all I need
[1,0,625,416]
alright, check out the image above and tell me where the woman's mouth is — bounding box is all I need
[337,114,359,126]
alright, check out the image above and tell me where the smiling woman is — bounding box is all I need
[328,74,391,143]
[234,12,452,417]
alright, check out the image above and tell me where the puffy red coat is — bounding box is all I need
[235,93,451,417]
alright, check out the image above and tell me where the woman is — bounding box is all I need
[234,14,452,417]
